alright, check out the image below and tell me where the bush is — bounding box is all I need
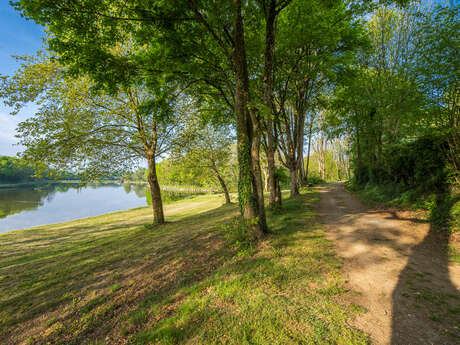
[275,166,290,188]
[353,133,450,193]
[306,173,326,185]
[450,199,460,233]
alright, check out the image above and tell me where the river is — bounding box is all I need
[0,183,199,233]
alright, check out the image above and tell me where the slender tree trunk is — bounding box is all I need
[317,135,325,180]
[275,173,282,207]
[321,152,326,180]
[147,155,164,225]
[266,144,278,204]
[263,0,281,210]
[233,0,267,240]
[337,141,343,181]
[289,162,299,197]
[356,125,363,184]
[376,126,383,182]
[305,120,312,183]
[214,168,231,204]
[263,164,269,192]
[274,149,283,203]
[296,109,306,186]
[250,118,268,231]
[298,149,305,185]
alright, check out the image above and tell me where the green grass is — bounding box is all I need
[0,191,368,344]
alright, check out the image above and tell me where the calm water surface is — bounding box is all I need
[0,183,194,233]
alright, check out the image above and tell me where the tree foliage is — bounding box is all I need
[0,156,39,183]
[328,2,459,191]
[3,0,456,236]
[1,54,190,224]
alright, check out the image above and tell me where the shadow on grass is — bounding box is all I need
[130,193,368,345]
[1,191,370,345]
[0,202,238,344]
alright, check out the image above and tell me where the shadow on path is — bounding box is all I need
[391,195,460,345]
[317,184,459,345]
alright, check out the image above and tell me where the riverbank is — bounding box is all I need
[0,184,211,234]
[0,180,220,193]
[122,180,220,193]
[0,179,121,189]
[0,181,48,189]
[0,190,368,345]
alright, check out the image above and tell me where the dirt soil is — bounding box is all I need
[317,183,460,345]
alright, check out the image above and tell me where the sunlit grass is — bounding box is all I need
[0,191,368,344]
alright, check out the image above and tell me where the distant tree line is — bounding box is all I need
[0,156,44,183]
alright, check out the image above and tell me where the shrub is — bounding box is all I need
[307,173,326,185]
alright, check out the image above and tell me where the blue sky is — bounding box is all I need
[0,2,44,156]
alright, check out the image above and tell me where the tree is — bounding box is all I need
[259,0,291,210]
[327,1,456,193]
[1,55,187,224]
[0,156,40,183]
[416,4,459,184]
[12,0,271,239]
[273,0,363,196]
[172,121,234,204]
[10,0,412,238]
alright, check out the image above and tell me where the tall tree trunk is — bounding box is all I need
[251,126,268,231]
[316,135,324,180]
[263,0,281,210]
[263,164,269,192]
[296,111,306,186]
[274,149,283,203]
[376,125,383,182]
[356,125,363,184]
[213,167,231,204]
[305,120,312,183]
[298,149,305,185]
[289,162,299,197]
[147,155,164,225]
[337,141,343,181]
[233,0,267,239]
[274,172,282,207]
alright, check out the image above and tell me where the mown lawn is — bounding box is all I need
[0,190,368,345]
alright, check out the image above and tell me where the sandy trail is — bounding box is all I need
[317,183,460,345]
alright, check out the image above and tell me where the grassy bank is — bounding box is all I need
[122,181,218,193]
[0,191,368,345]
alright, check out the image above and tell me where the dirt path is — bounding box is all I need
[317,183,460,345]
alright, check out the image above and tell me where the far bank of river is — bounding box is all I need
[0,179,121,189]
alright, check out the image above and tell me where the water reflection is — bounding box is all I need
[0,184,62,219]
[0,183,202,233]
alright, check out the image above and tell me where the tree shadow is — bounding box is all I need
[0,202,239,344]
[391,195,460,344]
[316,184,459,344]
